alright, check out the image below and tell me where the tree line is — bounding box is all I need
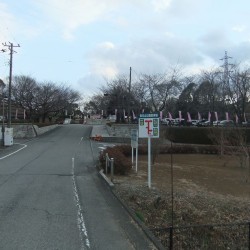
[11,75,81,123]
[84,63,250,123]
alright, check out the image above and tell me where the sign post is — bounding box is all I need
[131,129,138,173]
[138,113,159,188]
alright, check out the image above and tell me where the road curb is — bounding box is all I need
[99,169,114,187]
[98,169,165,250]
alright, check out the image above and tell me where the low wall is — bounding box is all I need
[12,124,58,138]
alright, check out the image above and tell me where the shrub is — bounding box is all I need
[114,145,132,157]
[99,146,132,175]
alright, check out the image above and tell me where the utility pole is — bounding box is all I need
[2,42,20,127]
[128,66,132,123]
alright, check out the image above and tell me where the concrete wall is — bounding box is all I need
[12,124,58,138]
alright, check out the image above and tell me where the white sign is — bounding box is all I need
[138,113,160,138]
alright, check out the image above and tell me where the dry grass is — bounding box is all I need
[113,153,250,249]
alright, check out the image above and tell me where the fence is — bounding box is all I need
[152,221,250,249]
[105,153,114,182]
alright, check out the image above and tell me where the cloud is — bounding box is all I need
[98,42,115,50]
[232,25,246,33]
[151,0,172,11]
[33,0,130,40]
[86,35,204,81]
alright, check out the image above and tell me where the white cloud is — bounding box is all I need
[33,0,129,40]
[98,42,115,50]
[151,0,172,11]
[232,25,246,33]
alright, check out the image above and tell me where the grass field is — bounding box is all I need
[113,153,250,248]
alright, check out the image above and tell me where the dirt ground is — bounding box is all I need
[112,153,250,249]
[138,154,250,199]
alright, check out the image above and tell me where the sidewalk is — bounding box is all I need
[0,139,29,159]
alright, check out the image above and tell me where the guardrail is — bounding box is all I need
[105,153,114,182]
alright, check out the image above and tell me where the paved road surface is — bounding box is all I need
[0,125,156,250]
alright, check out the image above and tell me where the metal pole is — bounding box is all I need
[248,222,250,250]
[171,141,174,227]
[105,153,108,174]
[148,135,151,188]
[170,141,174,249]
[7,43,13,128]
[2,98,4,146]
[110,158,114,182]
[136,146,138,173]
[169,226,173,250]
[132,147,134,167]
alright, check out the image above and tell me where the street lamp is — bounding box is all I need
[0,79,6,146]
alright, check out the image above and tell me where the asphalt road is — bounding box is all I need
[0,125,155,250]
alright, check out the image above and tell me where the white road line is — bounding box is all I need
[71,157,91,250]
[79,137,84,144]
[0,143,27,160]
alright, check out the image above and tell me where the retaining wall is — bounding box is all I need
[12,124,58,138]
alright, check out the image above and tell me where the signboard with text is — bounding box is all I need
[138,113,160,138]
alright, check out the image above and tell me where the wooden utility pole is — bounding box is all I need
[2,42,20,127]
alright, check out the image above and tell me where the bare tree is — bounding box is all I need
[12,75,81,122]
[12,75,39,121]
[209,127,250,182]
[226,66,250,123]
[134,67,182,113]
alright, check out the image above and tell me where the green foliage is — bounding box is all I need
[135,211,145,222]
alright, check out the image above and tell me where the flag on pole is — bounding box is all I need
[198,112,201,120]
[226,112,229,121]
[168,112,172,120]
[160,111,163,120]
[179,111,182,121]
[214,111,218,121]
[235,114,239,124]
[132,110,136,119]
[187,112,191,122]
[208,112,211,122]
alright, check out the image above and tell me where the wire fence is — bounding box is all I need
[152,221,250,249]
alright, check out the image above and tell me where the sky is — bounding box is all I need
[1,0,250,98]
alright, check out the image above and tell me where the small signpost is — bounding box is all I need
[138,113,160,188]
[131,129,138,172]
